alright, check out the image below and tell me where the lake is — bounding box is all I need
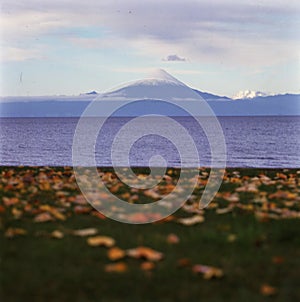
[0,116,299,168]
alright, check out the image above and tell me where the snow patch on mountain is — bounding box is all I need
[232,90,268,100]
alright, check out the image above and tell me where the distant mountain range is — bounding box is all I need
[0,69,299,117]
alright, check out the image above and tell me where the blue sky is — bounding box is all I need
[1,0,299,97]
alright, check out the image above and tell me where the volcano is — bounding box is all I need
[100,69,204,101]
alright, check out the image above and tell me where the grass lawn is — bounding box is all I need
[0,167,300,302]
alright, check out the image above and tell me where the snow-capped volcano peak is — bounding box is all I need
[100,69,201,101]
[145,68,185,86]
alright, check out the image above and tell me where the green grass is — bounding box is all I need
[1,167,300,302]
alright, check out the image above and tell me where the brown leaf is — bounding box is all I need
[260,284,278,296]
[105,262,128,273]
[272,256,285,264]
[127,246,163,262]
[5,227,27,238]
[177,258,191,268]
[107,247,126,261]
[87,236,115,247]
[74,205,92,214]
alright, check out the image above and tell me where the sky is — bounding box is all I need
[0,0,299,97]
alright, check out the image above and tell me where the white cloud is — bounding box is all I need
[0,0,299,67]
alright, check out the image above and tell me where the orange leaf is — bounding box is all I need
[107,247,126,261]
[127,246,163,262]
[166,233,180,244]
[87,236,115,247]
[177,258,191,268]
[105,262,128,273]
[272,256,285,264]
[260,284,277,296]
[5,227,27,238]
[91,210,106,220]
[3,197,19,206]
[140,261,155,271]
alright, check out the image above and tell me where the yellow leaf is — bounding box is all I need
[40,205,66,221]
[51,230,64,239]
[227,234,237,243]
[12,207,22,219]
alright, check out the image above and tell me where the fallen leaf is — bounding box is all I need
[105,262,128,273]
[127,246,163,262]
[91,211,106,220]
[107,247,126,261]
[177,258,191,268]
[3,197,19,206]
[74,205,91,214]
[140,261,155,271]
[73,228,98,237]
[272,256,285,264]
[192,264,224,279]
[12,207,22,219]
[87,236,115,247]
[227,234,237,243]
[5,227,27,238]
[51,230,64,239]
[39,205,66,221]
[167,233,180,244]
[177,215,204,226]
[34,212,53,223]
[216,207,233,215]
[260,284,278,296]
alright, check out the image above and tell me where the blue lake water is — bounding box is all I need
[0,116,299,168]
